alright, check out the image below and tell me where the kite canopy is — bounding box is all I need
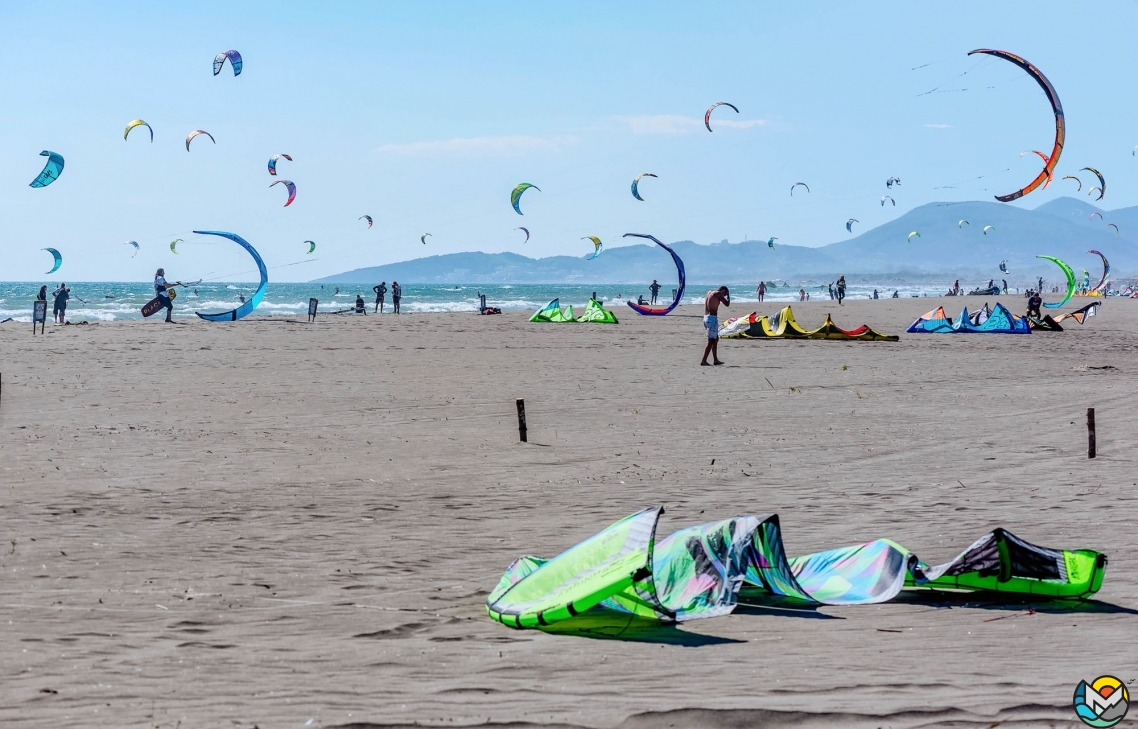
[30,151,64,188]
[124,119,153,142]
[1088,249,1110,292]
[42,248,62,274]
[907,303,1030,334]
[958,219,969,227]
[846,219,858,233]
[510,183,540,215]
[359,215,373,228]
[881,196,895,206]
[194,230,267,322]
[790,182,810,196]
[983,225,995,235]
[999,260,1008,273]
[213,50,242,76]
[268,153,292,176]
[270,179,296,207]
[1106,223,1119,238]
[1062,175,1082,191]
[907,231,921,243]
[421,233,431,244]
[516,226,530,243]
[1090,212,1103,221]
[529,298,617,324]
[125,240,140,258]
[1037,255,1077,308]
[886,176,901,188]
[631,173,657,201]
[719,307,898,341]
[305,240,316,254]
[704,101,739,131]
[623,233,686,316]
[767,237,777,250]
[1081,167,1105,200]
[582,236,602,260]
[185,130,215,151]
[170,238,183,254]
[487,507,1106,629]
[968,49,1064,202]
[1053,301,1100,325]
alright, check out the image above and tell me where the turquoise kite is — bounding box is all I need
[631,173,657,201]
[213,50,242,76]
[767,237,777,250]
[43,248,62,274]
[511,183,540,215]
[487,507,1106,629]
[30,151,64,188]
[1037,255,1076,308]
[194,230,266,321]
[583,236,602,260]
[305,240,316,254]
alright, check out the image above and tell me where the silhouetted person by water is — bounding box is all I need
[392,281,402,313]
[373,282,387,313]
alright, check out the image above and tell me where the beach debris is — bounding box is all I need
[42,248,62,274]
[29,151,64,188]
[270,179,296,207]
[631,173,657,201]
[123,119,153,142]
[1081,167,1105,200]
[510,183,540,215]
[268,153,292,176]
[968,49,1063,202]
[213,49,242,76]
[185,129,215,151]
[515,398,527,442]
[1088,407,1096,459]
[488,508,1106,629]
[983,608,1036,623]
[704,101,739,131]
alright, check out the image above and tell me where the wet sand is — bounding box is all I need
[1,295,1135,728]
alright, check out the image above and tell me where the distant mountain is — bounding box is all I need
[313,197,1136,284]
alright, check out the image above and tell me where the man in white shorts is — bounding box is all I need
[701,286,730,366]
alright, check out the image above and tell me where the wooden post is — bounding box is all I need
[515,398,528,442]
[1087,407,1096,459]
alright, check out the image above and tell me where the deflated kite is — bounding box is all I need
[270,179,296,207]
[359,215,373,228]
[583,236,602,260]
[268,154,292,176]
[846,219,858,233]
[790,182,810,196]
[43,248,62,274]
[881,196,895,206]
[30,151,64,188]
[631,173,657,201]
[1081,167,1105,200]
[124,119,153,142]
[213,50,242,76]
[968,49,1064,202]
[516,227,530,243]
[186,130,215,151]
[511,183,539,215]
[704,102,739,132]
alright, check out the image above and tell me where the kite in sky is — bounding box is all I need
[958,220,969,227]
[170,238,183,254]
[1088,249,1111,292]
[125,240,140,258]
[583,236,602,260]
[213,50,242,76]
[1081,167,1105,200]
[886,177,901,188]
[907,231,921,243]
[268,154,292,176]
[43,248,62,274]
[511,183,540,215]
[516,227,530,243]
[790,182,810,196]
[881,196,895,206]
[704,102,739,132]
[194,230,268,322]
[999,260,1009,273]
[186,130,215,151]
[29,151,64,188]
[1106,223,1119,238]
[270,179,296,207]
[124,119,153,142]
[421,233,431,244]
[767,237,777,250]
[631,173,657,201]
[1090,211,1103,221]
[983,225,995,235]
[1062,175,1082,191]
[359,215,373,228]
[305,240,316,254]
[846,219,859,233]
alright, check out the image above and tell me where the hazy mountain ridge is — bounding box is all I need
[313,197,1137,284]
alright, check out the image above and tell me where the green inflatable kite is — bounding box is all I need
[1037,255,1076,308]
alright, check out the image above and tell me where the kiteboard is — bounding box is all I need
[141,288,177,318]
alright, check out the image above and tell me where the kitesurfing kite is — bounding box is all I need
[1081,167,1105,200]
[195,230,267,322]
[958,219,969,227]
[881,196,895,206]
[886,177,901,188]
[767,237,777,250]
[170,238,183,254]
[999,260,1009,273]
[124,119,153,142]
[907,231,921,243]
[624,234,686,316]
[213,50,242,76]
[1088,187,1103,200]
[516,227,530,243]
[1089,249,1111,292]
[267,153,292,176]
[983,225,995,235]
[704,102,739,132]
[305,240,316,254]
[421,233,431,244]
[43,248,62,274]
[631,173,657,201]
[1081,269,1092,291]
[29,151,64,188]
[1019,150,1052,186]
[846,219,859,233]
[125,240,139,258]
[790,182,810,196]
[1107,223,1119,238]
[1090,211,1103,221]
[583,236,602,260]
[1062,175,1082,191]
[359,215,373,228]
[270,179,296,207]
[1037,255,1076,308]
[511,183,539,215]
[968,49,1064,202]
[185,130,215,151]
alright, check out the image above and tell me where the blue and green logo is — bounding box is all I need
[1073,675,1129,727]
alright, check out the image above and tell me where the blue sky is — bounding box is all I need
[2,1,1137,281]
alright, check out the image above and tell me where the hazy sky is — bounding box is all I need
[3,1,1137,281]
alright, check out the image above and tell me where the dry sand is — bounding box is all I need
[1,296,1135,729]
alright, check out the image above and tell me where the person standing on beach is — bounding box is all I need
[373,282,387,313]
[391,281,402,314]
[953,279,960,295]
[52,283,70,323]
[757,281,766,302]
[37,285,47,302]
[649,279,661,305]
[836,275,846,305]
[701,286,730,366]
[153,268,175,323]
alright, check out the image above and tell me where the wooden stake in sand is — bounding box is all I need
[1087,407,1096,459]
[516,398,528,442]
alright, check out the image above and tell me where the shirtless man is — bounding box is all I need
[701,286,730,366]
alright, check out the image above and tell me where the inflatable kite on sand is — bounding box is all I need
[623,233,685,316]
[529,298,617,324]
[719,306,898,341]
[487,507,1106,629]
[907,303,1031,334]
[194,230,267,322]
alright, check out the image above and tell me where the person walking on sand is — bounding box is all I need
[836,275,847,305]
[757,281,766,302]
[649,279,661,305]
[373,282,387,313]
[153,268,176,323]
[798,287,805,302]
[391,281,402,314]
[701,286,730,366]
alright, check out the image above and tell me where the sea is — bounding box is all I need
[0,281,955,323]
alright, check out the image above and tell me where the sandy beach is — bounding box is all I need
[1,296,1135,728]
